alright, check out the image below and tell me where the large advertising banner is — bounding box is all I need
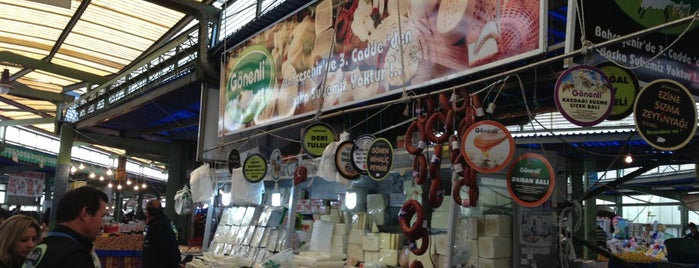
[7,171,45,197]
[220,0,546,136]
[575,1,699,94]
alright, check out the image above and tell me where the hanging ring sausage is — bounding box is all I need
[405,120,427,155]
[452,178,479,207]
[409,228,430,256]
[412,154,427,185]
[399,200,425,240]
[409,260,424,268]
[429,174,444,208]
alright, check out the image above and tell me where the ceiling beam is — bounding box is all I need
[6,82,75,103]
[578,159,674,201]
[0,97,54,118]
[76,132,170,156]
[0,51,109,84]
[0,118,55,127]
[145,0,220,20]
[9,0,91,83]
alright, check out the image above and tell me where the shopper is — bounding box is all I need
[142,199,182,268]
[685,222,699,240]
[595,225,609,251]
[22,186,108,268]
[11,206,21,215]
[0,215,41,268]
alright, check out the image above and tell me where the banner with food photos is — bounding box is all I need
[7,171,45,197]
[220,0,546,135]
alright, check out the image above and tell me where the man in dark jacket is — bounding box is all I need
[142,199,182,268]
[22,186,108,268]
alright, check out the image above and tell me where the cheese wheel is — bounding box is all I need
[436,0,475,44]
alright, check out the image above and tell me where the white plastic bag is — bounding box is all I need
[174,185,193,215]
[190,163,215,203]
[262,248,295,268]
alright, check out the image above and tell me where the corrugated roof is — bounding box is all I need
[0,0,191,133]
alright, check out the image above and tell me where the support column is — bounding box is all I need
[568,157,585,258]
[114,155,127,222]
[52,123,74,228]
[167,142,194,244]
[583,158,598,260]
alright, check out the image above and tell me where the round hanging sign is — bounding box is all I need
[507,153,555,207]
[554,65,614,126]
[243,153,267,183]
[597,62,639,121]
[227,149,241,174]
[269,148,282,180]
[301,122,337,157]
[633,79,697,151]
[351,134,375,175]
[366,138,394,181]
[461,120,515,173]
[335,141,361,180]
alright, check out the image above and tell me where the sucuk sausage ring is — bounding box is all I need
[409,260,424,268]
[429,174,444,208]
[409,228,430,256]
[412,154,427,185]
[466,164,477,187]
[399,200,425,240]
[425,112,446,144]
[439,92,451,112]
[452,178,479,207]
[404,120,427,155]
[429,144,442,178]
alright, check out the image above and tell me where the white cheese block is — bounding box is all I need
[362,233,380,251]
[332,234,348,248]
[378,249,399,266]
[454,216,480,240]
[364,251,380,263]
[348,243,364,261]
[433,234,449,256]
[331,245,346,254]
[478,258,511,268]
[431,211,450,229]
[379,233,392,249]
[333,223,350,235]
[437,254,447,268]
[368,209,386,226]
[484,214,512,237]
[348,228,366,244]
[309,220,334,252]
[478,236,512,258]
